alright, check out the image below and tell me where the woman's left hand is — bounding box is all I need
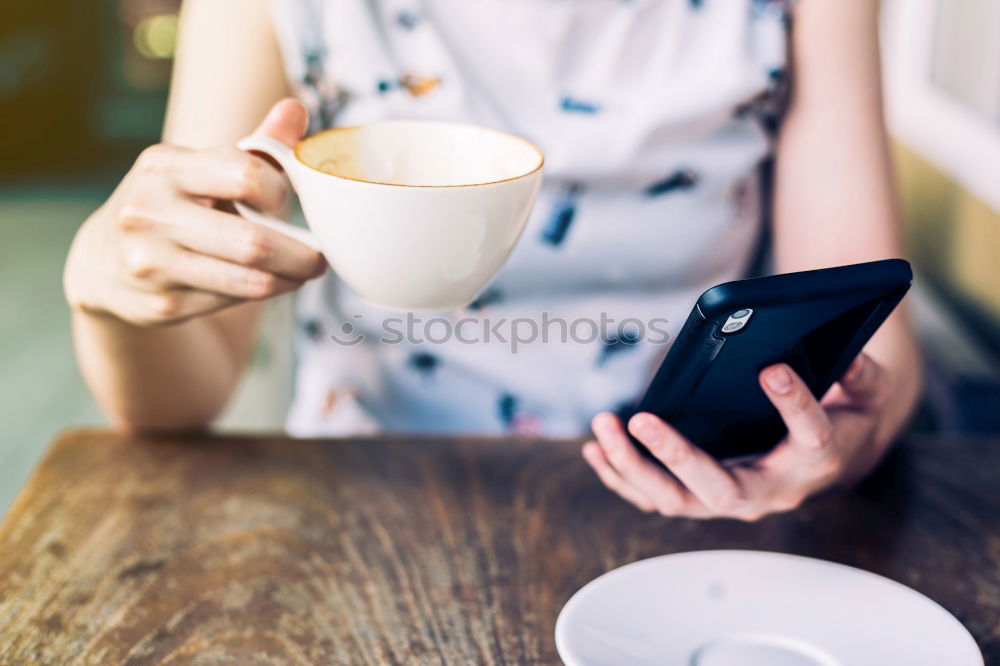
[583,352,891,521]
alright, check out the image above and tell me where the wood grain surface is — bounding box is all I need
[0,430,997,664]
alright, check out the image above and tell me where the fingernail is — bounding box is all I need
[263,100,292,125]
[765,366,792,394]
[592,413,612,434]
[629,413,656,438]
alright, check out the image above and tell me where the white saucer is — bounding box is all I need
[555,550,982,666]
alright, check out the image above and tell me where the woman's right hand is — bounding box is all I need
[64,99,326,327]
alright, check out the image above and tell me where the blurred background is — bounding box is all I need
[1,0,998,513]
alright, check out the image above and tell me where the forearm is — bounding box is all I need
[66,0,294,431]
[861,310,921,445]
[72,305,262,430]
[773,0,921,458]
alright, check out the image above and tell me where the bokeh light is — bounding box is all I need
[133,14,178,60]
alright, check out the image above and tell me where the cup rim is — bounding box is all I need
[293,119,544,188]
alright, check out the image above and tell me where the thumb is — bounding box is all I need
[837,352,888,407]
[253,98,309,147]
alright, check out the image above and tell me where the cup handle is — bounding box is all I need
[233,135,321,252]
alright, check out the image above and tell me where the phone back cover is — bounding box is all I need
[632,260,911,459]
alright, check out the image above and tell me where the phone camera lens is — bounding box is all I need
[732,309,751,319]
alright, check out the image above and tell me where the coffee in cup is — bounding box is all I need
[235,120,544,312]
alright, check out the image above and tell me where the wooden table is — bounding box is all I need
[0,430,997,664]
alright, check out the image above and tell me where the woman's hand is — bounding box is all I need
[583,352,891,521]
[64,99,325,327]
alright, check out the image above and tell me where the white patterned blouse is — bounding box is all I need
[268,0,795,437]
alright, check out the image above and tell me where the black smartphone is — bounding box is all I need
[622,259,912,461]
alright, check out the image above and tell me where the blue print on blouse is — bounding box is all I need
[560,97,601,114]
[689,0,705,8]
[597,328,642,367]
[751,0,788,19]
[644,169,699,197]
[734,67,788,135]
[541,183,584,247]
[498,393,517,428]
[377,74,441,97]
[407,351,440,378]
[302,51,322,87]
[301,50,339,130]
[612,399,636,419]
[467,288,503,311]
[396,9,421,29]
[300,318,323,342]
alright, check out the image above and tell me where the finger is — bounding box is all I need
[244,98,310,174]
[108,284,237,326]
[627,413,746,514]
[837,352,888,407]
[582,442,656,513]
[141,289,239,325]
[136,144,290,212]
[164,200,325,280]
[591,413,689,515]
[252,98,309,148]
[157,248,301,300]
[759,364,835,450]
[184,147,290,211]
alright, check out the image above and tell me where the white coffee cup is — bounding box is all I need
[235,120,544,312]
